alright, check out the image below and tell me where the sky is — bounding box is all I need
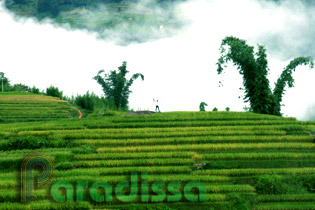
[0,0,314,120]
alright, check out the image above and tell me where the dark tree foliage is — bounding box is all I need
[217,36,314,116]
[0,72,12,92]
[93,61,144,110]
[46,85,63,99]
[0,72,43,93]
[199,102,208,111]
[12,84,31,92]
[74,91,115,112]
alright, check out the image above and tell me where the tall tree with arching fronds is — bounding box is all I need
[93,61,144,110]
[217,36,314,116]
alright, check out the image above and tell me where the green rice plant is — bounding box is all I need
[74,151,196,160]
[18,124,304,136]
[0,156,23,170]
[252,202,315,210]
[206,194,228,202]
[205,159,315,170]
[52,174,230,185]
[257,194,315,202]
[0,179,18,189]
[53,174,128,183]
[73,158,194,168]
[19,130,288,140]
[29,201,91,210]
[146,174,231,183]
[74,135,313,147]
[56,166,192,177]
[110,111,296,123]
[85,120,301,129]
[194,168,315,176]
[205,184,255,193]
[96,143,315,153]
[0,189,47,202]
[199,152,315,161]
[0,203,28,210]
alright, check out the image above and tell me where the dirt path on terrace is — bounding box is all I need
[124,111,156,116]
[73,107,82,119]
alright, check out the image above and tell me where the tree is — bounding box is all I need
[46,85,63,99]
[0,72,11,92]
[12,83,31,92]
[93,61,144,110]
[217,36,314,116]
[199,102,208,111]
[0,72,4,92]
[74,91,115,112]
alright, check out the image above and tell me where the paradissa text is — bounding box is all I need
[50,172,206,203]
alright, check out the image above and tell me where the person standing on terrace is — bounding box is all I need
[153,99,160,112]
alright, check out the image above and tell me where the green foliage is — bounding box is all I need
[302,175,315,193]
[227,194,252,210]
[225,107,230,111]
[0,72,43,94]
[212,107,218,111]
[199,102,208,111]
[217,36,314,116]
[46,85,63,99]
[93,61,144,110]
[3,136,52,151]
[255,175,304,195]
[0,72,12,92]
[73,91,115,113]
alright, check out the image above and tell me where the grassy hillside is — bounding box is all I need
[0,111,315,209]
[0,92,77,123]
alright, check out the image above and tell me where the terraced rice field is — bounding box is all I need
[0,93,75,123]
[0,111,314,209]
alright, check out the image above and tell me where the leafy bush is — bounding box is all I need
[255,175,288,194]
[46,85,63,99]
[225,107,230,111]
[74,91,116,113]
[212,107,218,111]
[227,193,252,210]
[302,175,315,193]
[3,136,52,151]
[255,175,304,195]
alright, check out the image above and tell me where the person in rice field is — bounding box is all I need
[153,99,160,112]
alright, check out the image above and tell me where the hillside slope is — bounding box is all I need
[0,92,77,123]
[0,112,314,210]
